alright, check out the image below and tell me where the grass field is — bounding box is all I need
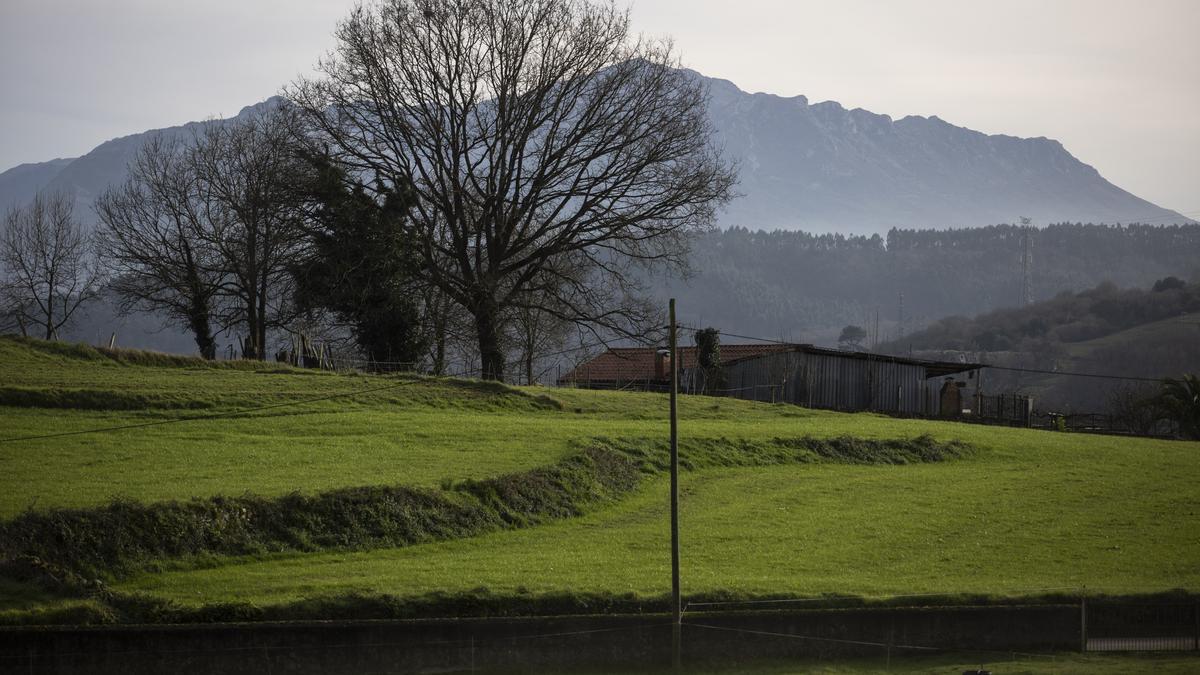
[121,455,1199,607]
[1,335,1198,629]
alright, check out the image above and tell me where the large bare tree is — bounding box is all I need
[289,0,735,380]
[0,193,99,340]
[190,103,311,359]
[95,135,224,359]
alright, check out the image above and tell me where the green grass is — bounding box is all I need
[118,441,1199,607]
[0,407,586,515]
[0,339,983,517]
[2,335,1199,627]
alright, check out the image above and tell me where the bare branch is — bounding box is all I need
[287,0,734,380]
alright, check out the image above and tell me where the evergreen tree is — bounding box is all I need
[293,157,427,364]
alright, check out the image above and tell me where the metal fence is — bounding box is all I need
[974,393,1034,427]
[1084,601,1200,652]
[1031,412,1181,438]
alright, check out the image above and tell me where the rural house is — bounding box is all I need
[559,343,1031,423]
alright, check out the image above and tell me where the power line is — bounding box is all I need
[981,364,1165,383]
[537,334,627,360]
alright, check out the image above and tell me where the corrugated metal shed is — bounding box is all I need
[695,344,982,415]
[561,342,983,415]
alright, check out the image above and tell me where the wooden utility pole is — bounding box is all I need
[669,298,681,670]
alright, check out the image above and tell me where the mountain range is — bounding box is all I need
[0,70,1191,234]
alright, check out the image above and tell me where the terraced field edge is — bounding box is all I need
[0,435,971,625]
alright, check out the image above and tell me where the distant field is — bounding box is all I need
[1,335,1198,627]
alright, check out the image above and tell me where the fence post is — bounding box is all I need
[1080,595,1088,652]
[886,618,895,670]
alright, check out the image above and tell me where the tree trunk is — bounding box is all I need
[525,351,534,386]
[473,303,505,381]
[256,289,268,362]
[432,294,448,376]
[244,291,259,359]
[432,327,446,376]
[44,290,54,340]
[188,303,216,360]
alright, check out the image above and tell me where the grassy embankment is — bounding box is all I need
[0,335,1197,626]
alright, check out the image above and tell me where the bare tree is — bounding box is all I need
[289,0,735,380]
[0,193,99,340]
[511,291,572,385]
[95,135,224,359]
[191,103,311,359]
[420,285,472,375]
[1106,382,1163,436]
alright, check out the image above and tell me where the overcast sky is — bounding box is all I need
[1,0,1197,215]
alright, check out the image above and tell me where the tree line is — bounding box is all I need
[663,223,1200,343]
[887,276,1200,353]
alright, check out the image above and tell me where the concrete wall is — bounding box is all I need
[0,605,1082,674]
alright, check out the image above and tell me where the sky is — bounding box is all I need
[1,0,1197,215]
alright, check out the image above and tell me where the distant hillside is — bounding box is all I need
[660,224,1200,346]
[885,277,1200,353]
[0,157,74,214]
[881,279,1200,411]
[2,71,1192,235]
[0,99,281,224]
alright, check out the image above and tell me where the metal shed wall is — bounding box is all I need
[722,350,932,414]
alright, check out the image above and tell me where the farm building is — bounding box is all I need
[558,343,1028,422]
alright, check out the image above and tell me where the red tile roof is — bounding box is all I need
[558,343,794,384]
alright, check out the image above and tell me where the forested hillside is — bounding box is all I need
[661,223,1200,344]
[877,278,1200,412]
[889,277,1200,353]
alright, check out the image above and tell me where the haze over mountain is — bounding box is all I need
[0,71,1190,235]
[0,100,277,227]
[696,72,1190,232]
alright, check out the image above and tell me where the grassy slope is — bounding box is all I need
[1,337,975,515]
[1063,310,1200,354]
[2,336,1199,622]
[122,440,1199,606]
[0,336,581,514]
